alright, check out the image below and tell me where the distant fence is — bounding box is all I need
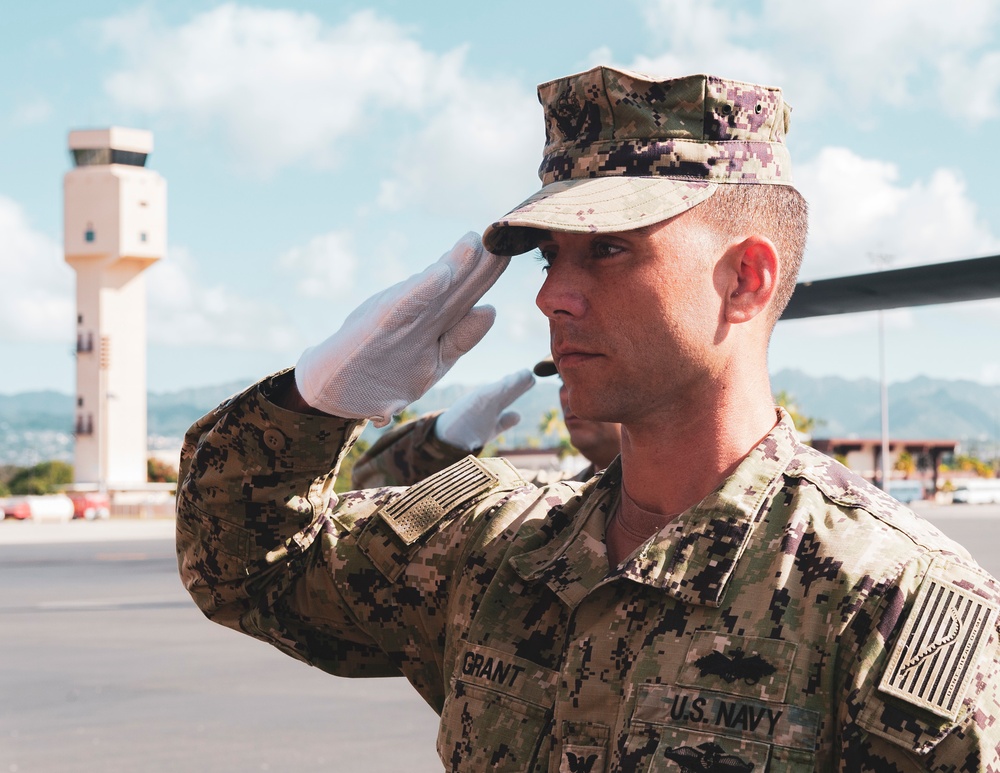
[110,500,176,519]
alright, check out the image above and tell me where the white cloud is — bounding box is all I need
[10,97,53,127]
[376,78,542,222]
[979,361,1000,385]
[796,147,1000,278]
[100,3,545,222]
[101,4,469,174]
[778,307,915,341]
[0,196,299,354]
[628,2,780,85]
[277,228,450,315]
[278,230,359,298]
[146,247,300,350]
[762,0,998,108]
[0,196,73,343]
[937,49,1000,122]
[632,0,1000,122]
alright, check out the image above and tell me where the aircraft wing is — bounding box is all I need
[780,253,1000,320]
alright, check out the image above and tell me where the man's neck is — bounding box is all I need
[619,383,778,516]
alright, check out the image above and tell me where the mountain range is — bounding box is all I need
[1,369,998,467]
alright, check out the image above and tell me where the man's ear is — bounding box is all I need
[723,236,779,324]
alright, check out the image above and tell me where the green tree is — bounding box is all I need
[391,408,416,426]
[334,438,371,494]
[7,461,74,495]
[148,457,179,483]
[539,408,576,459]
[941,454,995,478]
[773,391,824,440]
[894,451,916,479]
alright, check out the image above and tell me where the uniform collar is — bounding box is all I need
[509,410,800,609]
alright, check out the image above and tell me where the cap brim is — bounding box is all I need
[483,177,717,256]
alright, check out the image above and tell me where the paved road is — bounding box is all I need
[0,520,441,773]
[2,503,999,772]
[909,501,1000,577]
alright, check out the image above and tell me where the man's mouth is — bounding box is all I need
[553,345,600,370]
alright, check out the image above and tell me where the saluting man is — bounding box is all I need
[177,66,1000,771]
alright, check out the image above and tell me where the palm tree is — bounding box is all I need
[894,451,916,479]
[539,409,576,459]
[774,390,823,440]
[391,407,417,426]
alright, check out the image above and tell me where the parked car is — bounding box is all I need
[952,479,1000,505]
[68,491,111,520]
[0,494,74,522]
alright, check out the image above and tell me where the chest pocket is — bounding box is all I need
[622,633,816,772]
[437,642,558,772]
[623,685,818,772]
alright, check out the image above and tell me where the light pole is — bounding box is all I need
[878,309,890,491]
[870,252,894,491]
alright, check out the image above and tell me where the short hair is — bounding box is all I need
[693,184,809,329]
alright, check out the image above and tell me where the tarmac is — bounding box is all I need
[0,516,176,544]
[1,500,996,547]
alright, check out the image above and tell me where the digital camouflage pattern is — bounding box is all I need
[536,69,792,187]
[177,371,1000,771]
[352,411,594,490]
[351,412,469,489]
[484,68,794,256]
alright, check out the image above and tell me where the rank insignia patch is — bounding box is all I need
[880,567,999,720]
[662,742,754,773]
[562,748,603,772]
[695,647,776,685]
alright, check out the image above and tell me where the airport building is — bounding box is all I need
[64,127,169,510]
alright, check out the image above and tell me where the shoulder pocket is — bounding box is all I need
[858,556,1000,754]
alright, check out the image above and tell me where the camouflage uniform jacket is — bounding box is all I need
[351,412,594,489]
[177,372,1000,772]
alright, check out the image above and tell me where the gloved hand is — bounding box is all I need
[435,369,536,451]
[295,233,509,427]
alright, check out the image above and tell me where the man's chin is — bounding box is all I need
[567,403,617,426]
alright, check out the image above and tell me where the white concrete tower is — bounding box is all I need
[64,127,166,490]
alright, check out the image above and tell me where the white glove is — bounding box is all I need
[436,369,536,451]
[295,233,509,427]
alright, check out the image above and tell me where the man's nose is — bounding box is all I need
[535,262,587,319]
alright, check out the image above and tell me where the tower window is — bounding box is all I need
[85,225,95,243]
[140,232,147,242]
[72,148,148,167]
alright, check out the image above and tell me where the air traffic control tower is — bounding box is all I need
[64,128,166,491]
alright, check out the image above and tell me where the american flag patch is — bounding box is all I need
[880,568,999,720]
[382,456,498,545]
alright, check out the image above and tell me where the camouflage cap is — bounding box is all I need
[483,66,794,256]
[533,356,557,378]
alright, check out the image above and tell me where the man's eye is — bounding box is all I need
[594,241,623,258]
[535,248,554,271]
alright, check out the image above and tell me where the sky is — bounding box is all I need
[1,0,998,396]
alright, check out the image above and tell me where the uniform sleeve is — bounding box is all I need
[350,412,473,488]
[175,370,531,712]
[835,551,1000,771]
